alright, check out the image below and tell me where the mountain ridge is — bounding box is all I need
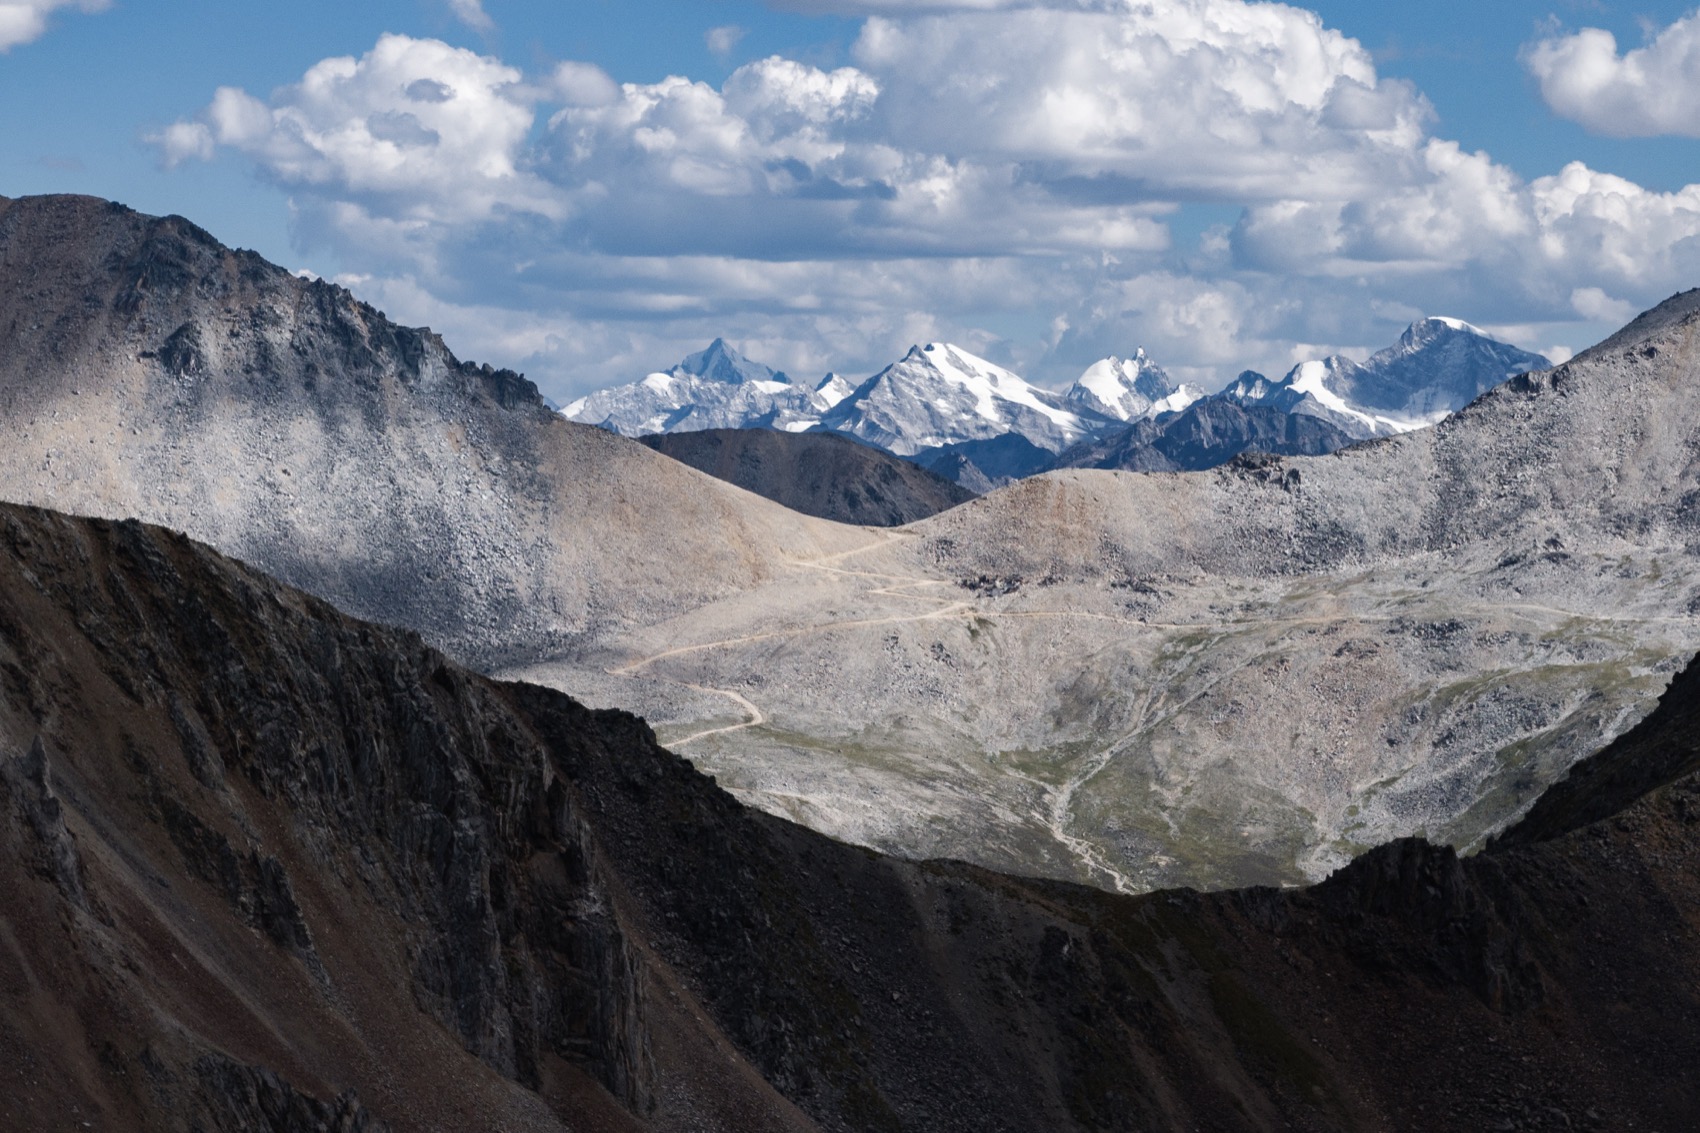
[1221,318,1551,440]
[816,341,1111,456]
[638,428,975,526]
[5,190,1699,897]
[565,319,1550,485]
[529,286,1700,892]
[562,337,840,436]
[0,192,878,670]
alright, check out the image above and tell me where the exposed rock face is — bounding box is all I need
[907,431,1058,490]
[1053,398,1359,472]
[0,503,668,1131]
[1,499,1699,1132]
[6,189,1700,898]
[639,429,974,526]
[0,193,873,670]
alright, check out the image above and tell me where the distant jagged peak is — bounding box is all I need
[1411,314,1490,339]
[905,342,1029,388]
[562,338,832,435]
[1065,348,1208,422]
[814,371,857,409]
[1217,317,1551,440]
[884,342,1088,429]
[672,338,794,388]
[818,341,1105,457]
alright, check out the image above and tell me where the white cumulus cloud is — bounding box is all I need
[706,25,747,58]
[448,0,494,33]
[1525,13,1700,137]
[154,35,563,229]
[152,5,1700,401]
[851,1,1431,202]
[0,0,107,51]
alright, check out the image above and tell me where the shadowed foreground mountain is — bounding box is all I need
[638,429,974,526]
[4,502,1699,1133]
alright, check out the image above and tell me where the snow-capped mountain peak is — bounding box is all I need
[818,342,1110,457]
[676,338,788,387]
[1423,315,1486,337]
[814,372,857,409]
[1066,348,1202,421]
[1218,319,1551,440]
[562,340,830,436]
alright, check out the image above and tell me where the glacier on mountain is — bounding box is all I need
[1220,318,1551,440]
[1064,349,1204,422]
[562,339,840,435]
[563,318,1552,485]
[817,343,1112,457]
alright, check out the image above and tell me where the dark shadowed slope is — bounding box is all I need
[1052,398,1360,472]
[2,499,1699,1132]
[638,429,974,526]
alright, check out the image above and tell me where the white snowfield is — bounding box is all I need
[818,342,1115,456]
[1286,359,1446,437]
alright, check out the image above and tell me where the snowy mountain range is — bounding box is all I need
[1219,318,1551,440]
[563,318,1552,481]
[561,339,849,435]
[818,343,1111,456]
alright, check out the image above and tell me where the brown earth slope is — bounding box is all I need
[639,428,975,526]
[1,501,1698,1132]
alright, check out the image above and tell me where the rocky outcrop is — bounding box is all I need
[1,499,1697,1131]
[639,429,974,526]
[193,1059,389,1133]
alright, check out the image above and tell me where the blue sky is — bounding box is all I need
[5,0,1700,398]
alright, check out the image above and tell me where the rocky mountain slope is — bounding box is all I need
[1052,398,1360,472]
[0,194,876,670]
[3,499,1699,1132]
[639,429,974,526]
[1222,319,1551,440]
[563,340,846,436]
